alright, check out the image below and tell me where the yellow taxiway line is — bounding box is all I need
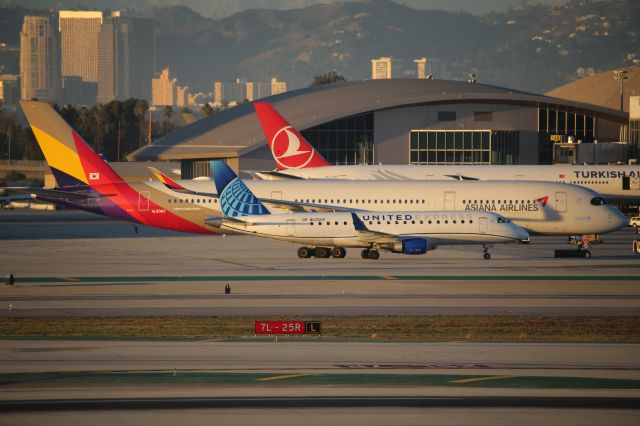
[450,375,514,384]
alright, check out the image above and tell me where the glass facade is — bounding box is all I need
[300,113,374,165]
[181,158,220,179]
[631,119,640,161]
[538,104,596,164]
[409,130,519,165]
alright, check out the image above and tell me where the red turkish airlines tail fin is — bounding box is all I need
[254,101,331,170]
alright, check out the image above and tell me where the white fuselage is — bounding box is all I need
[148,179,628,236]
[256,165,640,203]
[214,211,529,249]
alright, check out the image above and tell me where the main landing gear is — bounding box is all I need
[297,246,346,259]
[360,248,380,260]
[556,235,598,258]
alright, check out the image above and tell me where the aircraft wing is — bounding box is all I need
[253,170,305,180]
[260,198,358,213]
[350,213,404,245]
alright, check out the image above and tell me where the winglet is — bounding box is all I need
[210,160,269,217]
[148,167,187,191]
[351,213,368,231]
[253,101,331,170]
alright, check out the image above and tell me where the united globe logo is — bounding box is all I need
[220,178,269,216]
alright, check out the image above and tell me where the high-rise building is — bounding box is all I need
[270,77,287,95]
[245,82,254,102]
[0,75,20,105]
[371,57,392,79]
[213,81,222,106]
[414,58,429,79]
[20,16,60,102]
[151,67,175,106]
[176,85,189,107]
[98,12,155,103]
[59,11,102,86]
[213,79,248,106]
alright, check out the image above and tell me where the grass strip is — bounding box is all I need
[1,316,639,342]
[2,371,640,389]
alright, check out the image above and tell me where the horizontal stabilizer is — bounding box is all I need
[7,187,112,201]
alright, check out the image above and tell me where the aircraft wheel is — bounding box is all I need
[297,247,312,258]
[483,253,491,260]
[368,250,380,260]
[361,249,370,259]
[331,247,346,258]
[582,250,592,259]
[315,247,331,258]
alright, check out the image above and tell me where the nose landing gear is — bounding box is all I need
[482,244,493,260]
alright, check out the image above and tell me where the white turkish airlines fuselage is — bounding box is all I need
[255,165,640,203]
[151,179,628,236]
[208,211,529,249]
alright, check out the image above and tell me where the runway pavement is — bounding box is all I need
[1,210,639,317]
[1,209,639,424]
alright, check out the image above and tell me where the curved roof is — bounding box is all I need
[128,78,628,161]
[546,66,640,112]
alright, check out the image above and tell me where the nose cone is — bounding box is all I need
[514,225,530,242]
[608,207,628,231]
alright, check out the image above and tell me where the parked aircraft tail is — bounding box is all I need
[253,101,331,170]
[210,160,270,217]
[20,101,125,189]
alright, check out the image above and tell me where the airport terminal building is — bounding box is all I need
[128,79,629,178]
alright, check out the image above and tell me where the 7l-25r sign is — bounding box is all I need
[254,320,322,335]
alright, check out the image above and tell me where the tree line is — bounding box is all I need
[0,100,185,162]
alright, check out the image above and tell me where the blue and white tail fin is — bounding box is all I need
[210,160,270,217]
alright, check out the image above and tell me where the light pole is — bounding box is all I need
[613,69,628,111]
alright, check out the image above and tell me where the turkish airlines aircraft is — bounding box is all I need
[253,102,640,203]
[15,101,627,258]
[206,161,529,259]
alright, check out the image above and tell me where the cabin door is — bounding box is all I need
[479,217,488,234]
[444,191,456,210]
[138,191,150,212]
[555,192,567,213]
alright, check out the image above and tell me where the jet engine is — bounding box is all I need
[389,238,428,255]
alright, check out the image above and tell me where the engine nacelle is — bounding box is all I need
[390,238,428,255]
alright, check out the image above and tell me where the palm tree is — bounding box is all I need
[200,103,214,117]
[92,105,107,154]
[133,99,149,148]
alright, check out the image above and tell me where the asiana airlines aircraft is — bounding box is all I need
[252,102,640,203]
[12,101,627,259]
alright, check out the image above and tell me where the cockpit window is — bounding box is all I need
[590,197,608,206]
[497,217,510,223]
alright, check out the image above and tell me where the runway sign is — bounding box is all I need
[254,320,322,335]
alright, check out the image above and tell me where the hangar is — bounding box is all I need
[127,79,629,178]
